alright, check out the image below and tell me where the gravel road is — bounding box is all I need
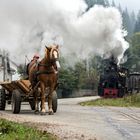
[0,96,140,140]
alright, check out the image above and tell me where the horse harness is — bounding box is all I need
[36,60,58,76]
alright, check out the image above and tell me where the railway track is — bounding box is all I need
[106,107,140,124]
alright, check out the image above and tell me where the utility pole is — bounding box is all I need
[3,50,6,81]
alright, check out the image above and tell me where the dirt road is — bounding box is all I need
[0,96,140,140]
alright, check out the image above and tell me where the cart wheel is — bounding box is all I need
[29,100,35,110]
[52,91,57,113]
[0,89,6,110]
[12,90,21,114]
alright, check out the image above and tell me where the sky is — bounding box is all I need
[112,0,140,14]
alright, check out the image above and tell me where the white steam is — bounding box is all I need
[0,0,129,64]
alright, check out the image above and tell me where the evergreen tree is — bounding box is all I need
[104,0,110,7]
[130,11,136,34]
[134,10,140,33]
[122,8,133,37]
[97,0,106,6]
[124,32,140,72]
[131,32,140,56]
[111,0,116,7]
[85,0,109,10]
[118,3,122,13]
[130,32,140,71]
[85,0,97,10]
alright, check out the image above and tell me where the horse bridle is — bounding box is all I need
[36,46,59,75]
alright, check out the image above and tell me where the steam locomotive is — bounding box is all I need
[98,56,140,97]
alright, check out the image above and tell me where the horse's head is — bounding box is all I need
[45,45,60,70]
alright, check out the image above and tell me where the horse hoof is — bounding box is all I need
[40,112,46,115]
[48,111,54,115]
[34,110,39,114]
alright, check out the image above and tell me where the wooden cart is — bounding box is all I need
[0,80,57,114]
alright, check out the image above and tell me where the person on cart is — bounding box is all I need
[26,54,40,79]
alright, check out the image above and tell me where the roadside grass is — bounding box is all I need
[80,93,140,107]
[0,119,57,140]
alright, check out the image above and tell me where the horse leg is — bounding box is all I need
[40,82,46,115]
[48,87,54,115]
[34,91,39,114]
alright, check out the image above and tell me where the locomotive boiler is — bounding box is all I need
[98,56,129,98]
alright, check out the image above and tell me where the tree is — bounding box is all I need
[59,68,78,90]
[130,11,136,34]
[122,8,133,37]
[58,56,78,91]
[85,0,97,10]
[118,3,122,13]
[97,0,106,6]
[134,10,140,33]
[131,32,140,57]
[74,61,87,89]
[123,32,140,72]
[58,56,101,92]
[85,0,109,10]
[111,0,116,7]
[104,0,110,6]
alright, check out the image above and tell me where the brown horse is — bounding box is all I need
[28,44,60,115]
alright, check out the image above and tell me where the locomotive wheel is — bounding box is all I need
[0,89,6,110]
[12,90,21,114]
[52,91,57,113]
[29,99,35,110]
